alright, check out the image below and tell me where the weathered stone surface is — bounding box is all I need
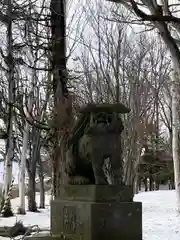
[24,232,60,240]
[59,185,133,202]
[91,202,142,239]
[51,200,90,239]
[24,236,59,240]
[51,199,142,240]
[24,236,52,240]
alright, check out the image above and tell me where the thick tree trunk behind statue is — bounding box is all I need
[171,66,180,212]
[50,0,72,198]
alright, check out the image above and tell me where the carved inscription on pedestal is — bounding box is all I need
[63,206,77,233]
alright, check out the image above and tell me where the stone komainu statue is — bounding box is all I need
[66,103,130,185]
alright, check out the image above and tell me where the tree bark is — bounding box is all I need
[149,175,153,191]
[18,121,29,214]
[171,66,180,212]
[138,178,141,191]
[38,157,45,209]
[144,177,148,191]
[3,0,14,216]
[26,127,40,212]
[27,171,36,212]
[18,95,33,214]
[50,0,72,198]
[133,174,139,194]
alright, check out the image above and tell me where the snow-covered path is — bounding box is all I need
[1,190,180,239]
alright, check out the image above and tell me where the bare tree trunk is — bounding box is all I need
[26,127,40,212]
[138,178,141,191]
[18,121,29,214]
[2,0,14,217]
[133,174,139,194]
[27,171,36,211]
[149,175,154,191]
[171,66,180,212]
[144,177,148,192]
[50,0,72,198]
[155,179,159,190]
[38,157,45,208]
[18,95,33,214]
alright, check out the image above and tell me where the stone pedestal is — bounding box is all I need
[51,185,142,240]
[25,234,57,240]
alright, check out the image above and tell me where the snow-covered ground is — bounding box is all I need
[0,190,180,239]
[135,190,180,240]
[0,194,51,240]
[0,194,51,229]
